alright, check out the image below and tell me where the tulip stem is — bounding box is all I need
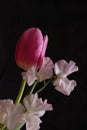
[15,80,26,104]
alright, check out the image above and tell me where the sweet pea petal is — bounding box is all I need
[22,66,37,86]
[23,112,42,130]
[22,57,54,85]
[53,77,77,95]
[6,103,25,130]
[54,60,78,77]
[0,99,13,124]
[23,93,53,117]
[38,57,54,81]
[22,93,53,130]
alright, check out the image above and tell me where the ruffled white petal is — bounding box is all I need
[22,57,54,86]
[22,66,37,86]
[0,100,25,130]
[23,112,42,130]
[23,93,53,116]
[0,99,13,124]
[53,77,77,95]
[38,57,54,81]
[53,60,78,95]
[23,93,53,130]
[54,60,78,77]
[6,103,25,130]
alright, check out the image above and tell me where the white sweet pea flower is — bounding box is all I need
[23,112,42,130]
[53,60,78,95]
[0,99,13,125]
[0,99,25,130]
[6,103,25,130]
[22,66,38,86]
[37,57,54,82]
[23,93,53,116]
[23,93,53,130]
[22,57,54,86]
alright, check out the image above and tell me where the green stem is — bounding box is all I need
[14,123,25,130]
[15,80,26,104]
[28,80,38,95]
[4,128,8,130]
[36,77,53,93]
[1,125,6,130]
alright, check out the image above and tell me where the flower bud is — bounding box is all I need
[15,27,48,70]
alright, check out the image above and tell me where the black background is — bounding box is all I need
[0,1,87,130]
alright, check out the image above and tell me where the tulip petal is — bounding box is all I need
[37,35,48,68]
[15,28,48,70]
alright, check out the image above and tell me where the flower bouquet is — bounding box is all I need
[0,27,78,130]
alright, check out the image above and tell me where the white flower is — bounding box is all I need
[22,66,37,86]
[0,99,25,130]
[53,60,78,95]
[22,57,54,86]
[23,112,42,130]
[0,99,13,125]
[37,57,54,82]
[23,93,53,130]
[6,103,25,130]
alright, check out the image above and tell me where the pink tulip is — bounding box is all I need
[15,27,48,70]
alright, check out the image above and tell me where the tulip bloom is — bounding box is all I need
[15,27,48,70]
